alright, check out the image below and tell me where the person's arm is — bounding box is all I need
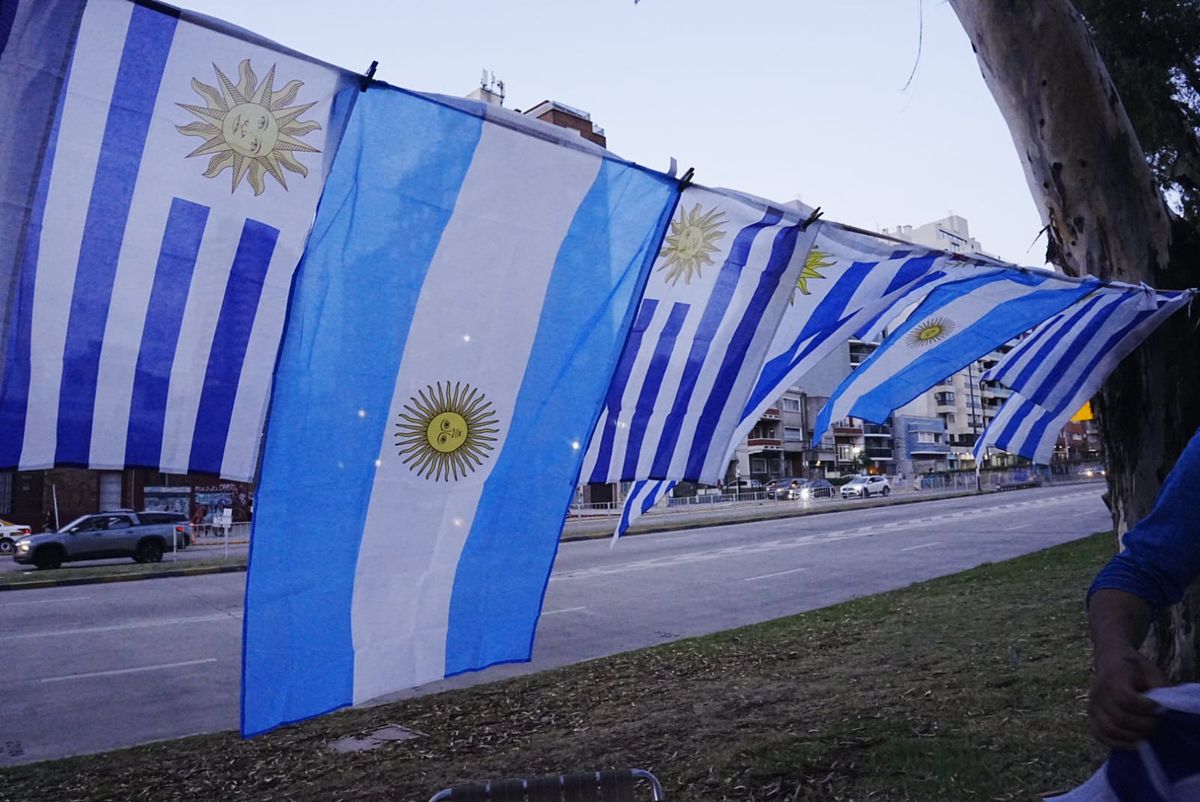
[1086,588,1166,749]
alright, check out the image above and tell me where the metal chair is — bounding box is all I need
[428,768,665,802]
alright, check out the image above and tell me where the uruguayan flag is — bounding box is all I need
[1047,684,1200,801]
[581,186,821,487]
[731,224,1005,456]
[241,86,676,735]
[974,286,1193,463]
[608,225,1001,542]
[812,269,1101,441]
[610,479,676,543]
[0,0,354,480]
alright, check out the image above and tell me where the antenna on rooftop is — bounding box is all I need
[479,69,506,106]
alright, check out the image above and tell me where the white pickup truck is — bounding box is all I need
[12,510,191,570]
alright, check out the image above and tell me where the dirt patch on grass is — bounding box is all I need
[0,534,1114,801]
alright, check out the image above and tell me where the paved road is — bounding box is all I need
[0,484,1110,766]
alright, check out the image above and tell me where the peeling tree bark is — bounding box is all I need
[948,0,1200,682]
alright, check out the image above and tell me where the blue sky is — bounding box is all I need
[173,0,1046,265]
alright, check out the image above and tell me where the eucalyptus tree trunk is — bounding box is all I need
[948,0,1200,681]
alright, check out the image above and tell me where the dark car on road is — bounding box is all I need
[797,479,834,500]
[13,510,191,570]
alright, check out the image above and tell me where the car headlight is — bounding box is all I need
[800,488,811,500]
[16,541,30,551]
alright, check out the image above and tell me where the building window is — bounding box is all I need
[934,392,955,405]
[783,426,803,442]
[915,431,941,444]
[99,472,122,511]
[780,397,801,412]
[750,458,768,474]
[938,412,956,426]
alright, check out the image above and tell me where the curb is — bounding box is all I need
[0,563,246,592]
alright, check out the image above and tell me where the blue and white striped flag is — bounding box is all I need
[812,269,1101,441]
[580,186,821,487]
[241,86,676,735]
[610,479,676,543]
[608,225,1001,542]
[1047,684,1200,801]
[731,224,1004,456]
[0,0,354,481]
[974,286,1192,463]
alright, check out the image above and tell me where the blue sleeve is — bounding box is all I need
[1088,425,1200,613]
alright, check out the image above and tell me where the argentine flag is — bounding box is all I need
[0,0,355,481]
[813,269,1101,441]
[975,286,1193,464]
[241,86,676,735]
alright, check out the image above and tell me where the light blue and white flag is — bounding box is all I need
[812,269,1101,441]
[241,86,676,735]
[974,286,1193,463]
[580,186,821,488]
[0,0,355,480]
[1047,683,1200,801]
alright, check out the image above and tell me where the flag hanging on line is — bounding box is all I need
[974,286,1193,464]
[607,224,1003,542]
[0,0,355,481]
[580,186,821,489]
[1046,683,1200,801]
[728,223,1005,465]
[812,269,1101,442]
[241,85,677,736]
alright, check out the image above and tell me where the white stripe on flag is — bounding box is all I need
[350,122,602,701]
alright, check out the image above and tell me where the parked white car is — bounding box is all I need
[840,475,891,499]
[0,518,32,554]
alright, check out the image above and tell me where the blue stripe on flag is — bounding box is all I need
[1022,295,1126,408]
[240,90,485,736]
[1106,748,1165,802]
[991,310,1066,386]
[444,159,675,676]
[54,5,177,465]
[621,301,689,479]
[882,252,938,295]
[995,397,1038,450]
[124,198,209,468]
[0,0,18,61]
[0,33,71,468]
[188,219,279,474]
[649,208,783,477]
[686,222,801,478]
[586,299,659,484]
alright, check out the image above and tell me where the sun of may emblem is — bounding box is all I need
[906,317,956,348]
[177,59,322,195]
[656,203,727,285]
[793,248,834,301]
[395,382,500,482]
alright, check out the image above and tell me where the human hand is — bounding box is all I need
[1088,649,1167,749]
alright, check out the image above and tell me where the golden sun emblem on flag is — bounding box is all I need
[792,248,834,302]
[176,59,322,195]
[395,382,500,482]
[905,317,956,348]
[656,203,727,285]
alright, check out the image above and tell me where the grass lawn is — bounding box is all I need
[0,532,1114,801]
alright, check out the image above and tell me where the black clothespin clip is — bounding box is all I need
[677,166,695,191]
[800,206,823,231]
[360,61,378,92]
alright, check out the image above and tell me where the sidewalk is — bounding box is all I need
[562,478,1104,541]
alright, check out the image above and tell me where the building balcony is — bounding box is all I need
[863,424,892,438]
[910,445,951,456]
[832,425,862,436]
[760,407,781,420]
[747,438,782,451]
[866,448,893,460]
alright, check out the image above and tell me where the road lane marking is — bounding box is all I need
[900,542,942,552]
[1008,523,1033,531]
[744,567,807,582]
[1,596,90,607]
[39,658,217,683]
[542,606,587,616]
[0,613,241,641]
